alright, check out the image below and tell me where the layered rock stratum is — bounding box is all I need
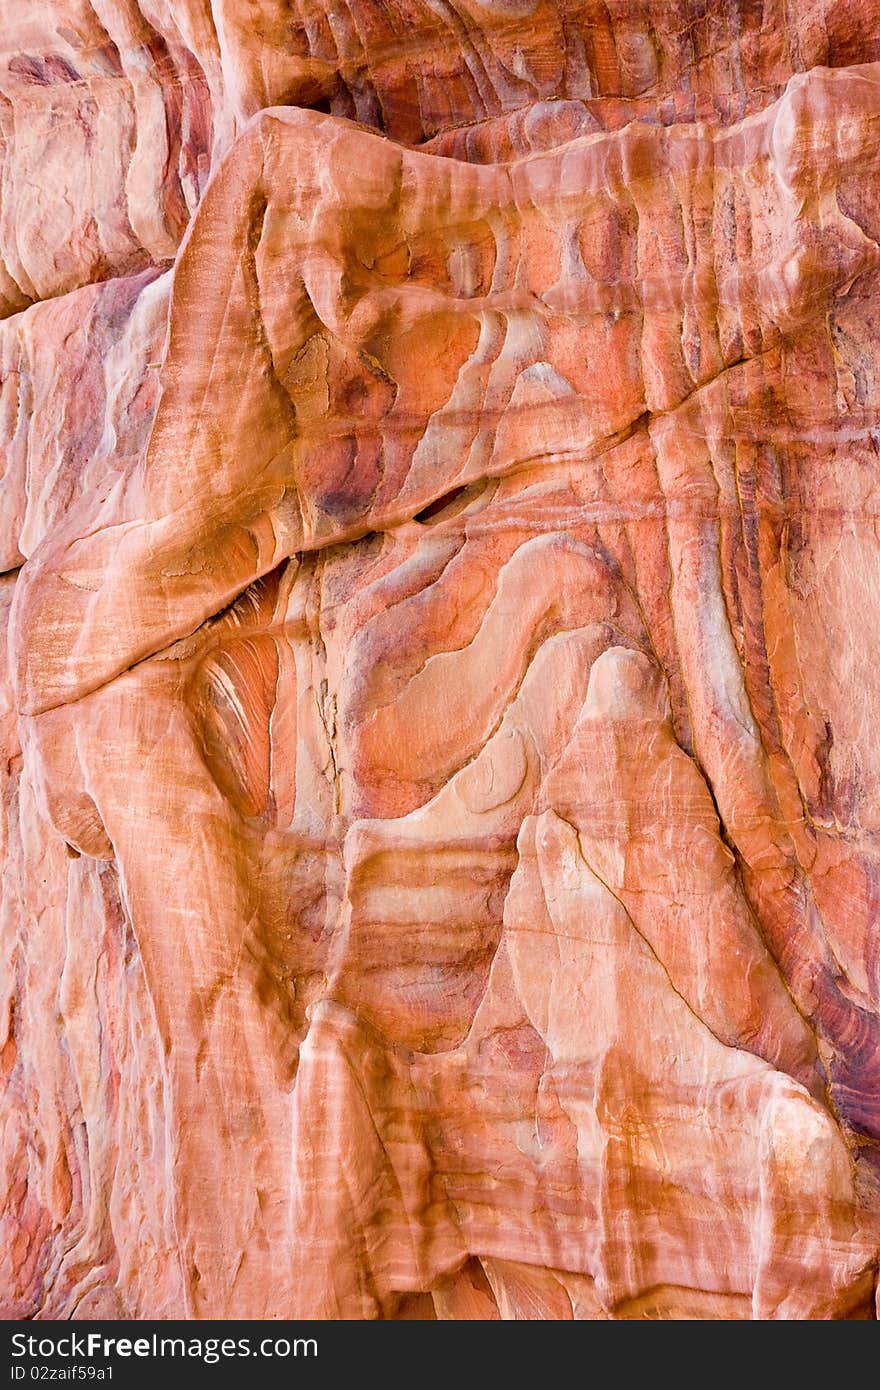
[3,0,880,1320]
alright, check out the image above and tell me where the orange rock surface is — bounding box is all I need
[3,1,880,1320]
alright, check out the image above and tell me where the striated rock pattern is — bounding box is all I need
[3,0,880,1321]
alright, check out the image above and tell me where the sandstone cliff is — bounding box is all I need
[3,1,880,1320]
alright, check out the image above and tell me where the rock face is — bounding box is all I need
[3,1,880,1322]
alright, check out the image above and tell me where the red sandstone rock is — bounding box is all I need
[3,1,880,1321]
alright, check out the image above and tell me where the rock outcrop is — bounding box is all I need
[3,0,880,1320]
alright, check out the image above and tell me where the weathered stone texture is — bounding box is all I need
[3,1,880,1320]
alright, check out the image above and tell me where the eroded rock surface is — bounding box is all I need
[3,1,880,1320]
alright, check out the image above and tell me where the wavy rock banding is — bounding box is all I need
[3,1,880,1321]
